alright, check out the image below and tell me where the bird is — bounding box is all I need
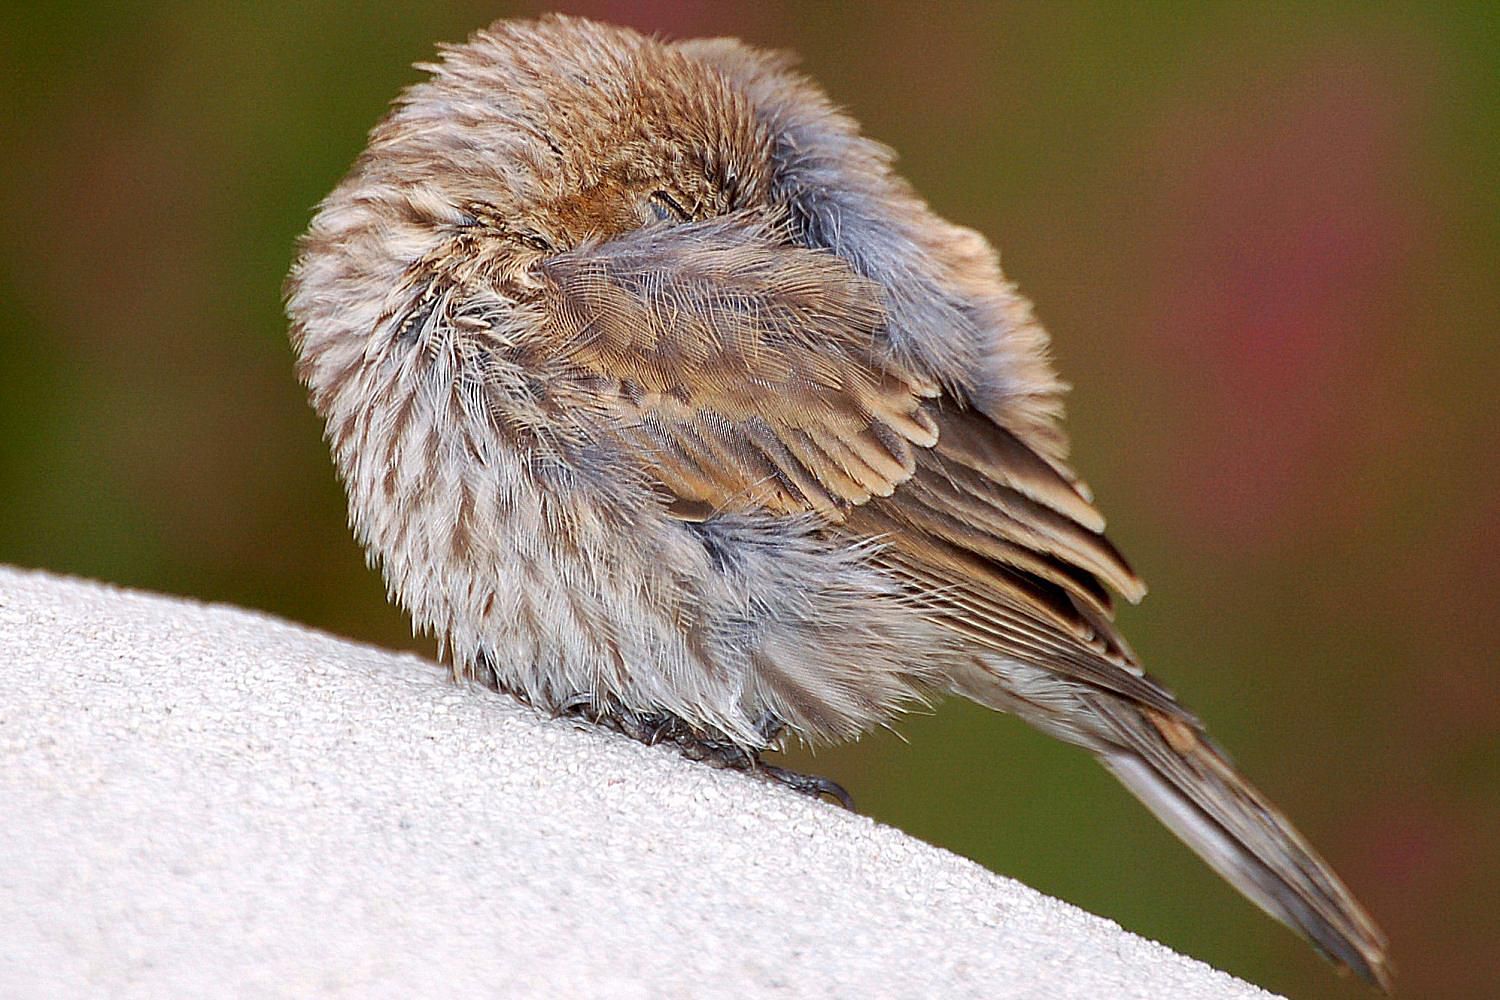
[285,14,1391,989]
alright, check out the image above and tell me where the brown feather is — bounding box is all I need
[848,508,1186,717]
[910,449,1145,602]
[933,406,1107,533]
[534,216,935,517]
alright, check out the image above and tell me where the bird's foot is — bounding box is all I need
[557,697,853,809]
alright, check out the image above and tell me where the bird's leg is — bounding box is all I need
[555,695,696,746]
[559,697,853,809]
[672,724,855,810]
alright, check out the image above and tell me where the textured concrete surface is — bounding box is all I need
[0,566,1276,999]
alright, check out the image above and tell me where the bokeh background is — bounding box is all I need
[3,2,1495,995]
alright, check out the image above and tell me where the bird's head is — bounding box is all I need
[286,16,790,401]
[374,16,774,258]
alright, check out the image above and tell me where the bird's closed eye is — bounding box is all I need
[649,190,691,223]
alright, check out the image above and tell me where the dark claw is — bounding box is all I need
[636,713,681,746]
[616,708,691,747]
[566,696,853,809]
[556,693,598,718]
[760,763,855,810]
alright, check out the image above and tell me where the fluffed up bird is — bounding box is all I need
[286,15,1391,989]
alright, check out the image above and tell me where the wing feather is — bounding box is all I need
[531,214,1175,714]
[535,216,933,520]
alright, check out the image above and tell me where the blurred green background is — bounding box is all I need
[3,2,1495,996]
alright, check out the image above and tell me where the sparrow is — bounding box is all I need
[286,14,1391,989]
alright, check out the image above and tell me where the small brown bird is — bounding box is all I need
[286,15,1390,988]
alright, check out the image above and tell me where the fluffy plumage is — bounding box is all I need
[286,15,1390,989]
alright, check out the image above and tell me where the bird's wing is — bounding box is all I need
[532,215,939,521]
[530,214,1179,715]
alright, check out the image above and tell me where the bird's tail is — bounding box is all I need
[1092,695,1391,990]
[953,662,1392,990]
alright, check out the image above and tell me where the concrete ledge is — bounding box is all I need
[0,566,1275,998]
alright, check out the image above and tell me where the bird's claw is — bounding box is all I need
[563,697,853,808]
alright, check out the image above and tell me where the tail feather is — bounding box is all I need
[1090,697,1393,991]
[947,656,1391,990]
